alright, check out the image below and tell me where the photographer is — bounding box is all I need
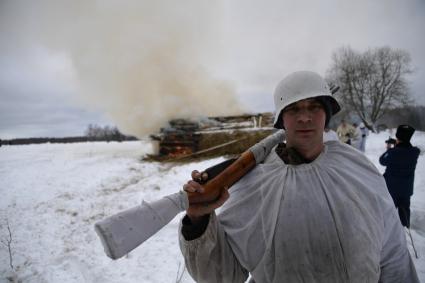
[379,125,420,228]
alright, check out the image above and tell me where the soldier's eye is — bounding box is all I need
[284,107,299,114]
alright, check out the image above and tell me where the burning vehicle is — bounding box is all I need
[148,112,276,161]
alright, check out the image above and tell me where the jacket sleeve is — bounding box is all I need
[379,203,419,282]
[379,150,390,166]
[179,212,249,283]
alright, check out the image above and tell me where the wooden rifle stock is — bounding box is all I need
[187,150,256,204]
[94,130,284,259]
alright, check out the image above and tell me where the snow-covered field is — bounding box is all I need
[1,131,424,282]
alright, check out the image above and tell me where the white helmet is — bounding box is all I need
[273,71,341,129]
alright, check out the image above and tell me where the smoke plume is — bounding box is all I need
[2,1,242,137]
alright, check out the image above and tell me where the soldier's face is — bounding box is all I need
[282,98,326,150]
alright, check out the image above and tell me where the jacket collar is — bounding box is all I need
[396,142,412,148]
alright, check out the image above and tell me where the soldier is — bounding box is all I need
[359,122,369,152]
[336,119,355,145]
[180,71,418,283]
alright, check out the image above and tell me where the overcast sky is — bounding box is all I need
[1,0,424,139]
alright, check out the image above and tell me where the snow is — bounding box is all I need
[0,132,424,282]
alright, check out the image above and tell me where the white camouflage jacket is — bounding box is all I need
[179,141,419,283]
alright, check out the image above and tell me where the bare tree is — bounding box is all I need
[85,124,124,141]
[1,217,15,271]
[326,46,413,130]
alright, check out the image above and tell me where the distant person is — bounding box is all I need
[336,119,355,145]
[323,127,338,142]
[379,125,420,228]
[359,122,369,152]
[351,122,362,150]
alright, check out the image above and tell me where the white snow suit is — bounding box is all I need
[179,141,418,283]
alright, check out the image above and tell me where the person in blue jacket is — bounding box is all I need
[379,125,420,227]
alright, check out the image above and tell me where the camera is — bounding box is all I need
[385,137,396,145]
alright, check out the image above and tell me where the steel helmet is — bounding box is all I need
[273,71,341,129]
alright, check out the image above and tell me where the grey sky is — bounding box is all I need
[0,45,112,138]
[1,0,424,139]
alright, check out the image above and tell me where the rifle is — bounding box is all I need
[94,130,285,259]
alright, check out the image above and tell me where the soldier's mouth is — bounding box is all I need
[296,129,314,133]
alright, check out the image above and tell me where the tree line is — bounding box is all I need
[0,124,137,146]
[83,124,137,141]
